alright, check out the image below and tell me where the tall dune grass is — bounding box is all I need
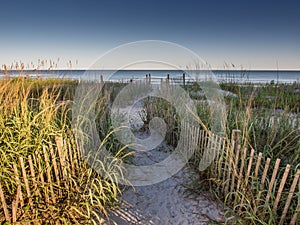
[192,82,300,224]
[0,77,126,224]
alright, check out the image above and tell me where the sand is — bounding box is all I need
[101,140,227,225]
[101,100,227,225]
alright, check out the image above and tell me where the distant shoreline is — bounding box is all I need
[1,69,299,84]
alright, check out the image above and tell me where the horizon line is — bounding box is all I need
[1,68,300,71]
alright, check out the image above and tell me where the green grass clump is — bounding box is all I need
[0,77,126,224]
[191,81,300,224]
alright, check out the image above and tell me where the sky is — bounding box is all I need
[0,0,300,70]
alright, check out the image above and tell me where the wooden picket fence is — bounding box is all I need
[0,137,84,224]
[182,122,299,225]
[1,124,299,224]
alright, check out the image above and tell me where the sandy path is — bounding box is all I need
[101,101,227,224]
[102,140,226,225]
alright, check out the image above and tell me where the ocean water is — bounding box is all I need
[1,70,300,84]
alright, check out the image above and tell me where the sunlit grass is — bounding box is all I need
[0,76,127,224]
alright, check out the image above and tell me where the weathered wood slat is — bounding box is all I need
[43,146,56,203]
[0,182,10,223]
[230,130,241,201]
[239,148,255,213]
[68,140,75,176]
[28,155,40,197]
[36,151,49,203]
[254,157,271,214]
[56,137,68,188]
[237,147,247,191]
[224,136,235,194]
[222,141,230,193]
[290,199,299,225]
[265,158,281,207]
[272,164,290,212]
[49,145,61,196]
[19,157,33,208]
[13,163,24,208]
[279,170,300,225]
[254,152,263,179]
[217,138,226,181]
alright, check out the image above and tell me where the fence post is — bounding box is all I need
[166,74,170,88]
[183,73,186,88]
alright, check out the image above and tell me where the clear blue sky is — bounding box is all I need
[0,0,299,70]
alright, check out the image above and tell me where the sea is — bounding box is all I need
[1,70,300,84]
